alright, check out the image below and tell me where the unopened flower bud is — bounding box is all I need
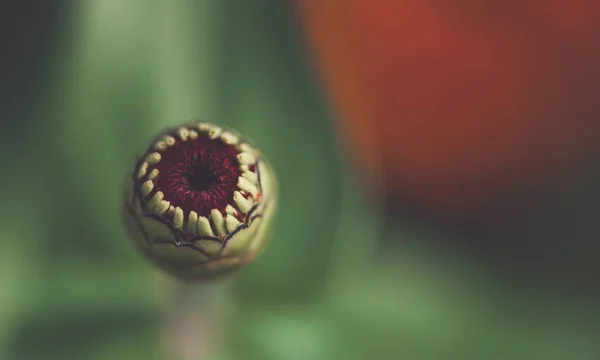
[122,121,277,281]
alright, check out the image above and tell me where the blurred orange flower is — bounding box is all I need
[297,0,600,222]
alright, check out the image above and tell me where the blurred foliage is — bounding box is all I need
[0,1,599,359]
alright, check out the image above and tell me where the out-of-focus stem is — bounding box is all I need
[155,273,234,360]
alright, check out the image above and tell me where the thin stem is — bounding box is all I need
[156,274,235,360]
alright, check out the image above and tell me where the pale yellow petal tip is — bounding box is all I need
[197,122,213,132]
[239,143,257,154]
[225,214,241,233]
[225,204,237,215]
[146,152,161,165]
[237,152,256,165]
[177,127,189,141]
[187,211,199,234]
[197,216,214,237]
[242,170,257,184]
[173,207,184,228]
[147,169,159,180]
[155,200,170,215]
[237,176,258,197]
[166,205,175,216]
[220,132,239,145]
[140,180,154,195]
[136,162,148,180]
[211,209,226,236]
[164,135,176,146]
[208,127,223,139]
[154,141,167,152]
[233,191,253,214]
[146,191,164,212]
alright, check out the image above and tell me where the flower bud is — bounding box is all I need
[122,122,277,281]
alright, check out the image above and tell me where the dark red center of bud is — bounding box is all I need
[153,132,241,217]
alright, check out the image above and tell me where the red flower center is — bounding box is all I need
[153,132,242,217]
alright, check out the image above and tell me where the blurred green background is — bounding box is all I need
[1,1,599,359]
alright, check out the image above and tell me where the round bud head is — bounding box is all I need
[122,122,277,281]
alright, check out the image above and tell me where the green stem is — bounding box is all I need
[157,275,234,360]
